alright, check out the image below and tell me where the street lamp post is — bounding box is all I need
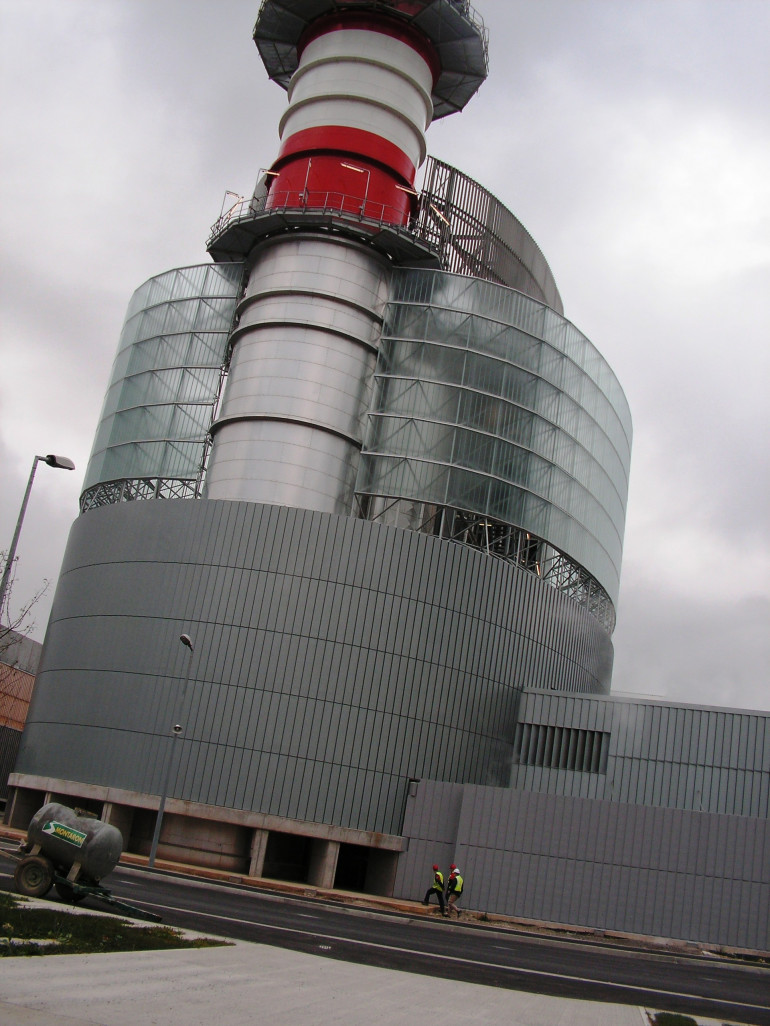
[148,633,195,869]
[0,454,75,622]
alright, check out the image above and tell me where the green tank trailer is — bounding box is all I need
[11,802,160,921]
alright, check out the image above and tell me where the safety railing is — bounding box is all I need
[206,188,441,249]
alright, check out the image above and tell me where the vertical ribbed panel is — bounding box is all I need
[398,780,770,950]
[509,690,770,819]
[0,726,22,802]
[16,499,612,837]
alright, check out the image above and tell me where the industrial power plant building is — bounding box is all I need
[7,0,768,951]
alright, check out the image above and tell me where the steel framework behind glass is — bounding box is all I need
[417,157,563,313]
[79,264,244,512]
[357,497,616,633]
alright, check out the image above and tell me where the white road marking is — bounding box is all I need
[135,900,769,1016]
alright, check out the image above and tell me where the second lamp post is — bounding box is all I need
[148,632,195,869]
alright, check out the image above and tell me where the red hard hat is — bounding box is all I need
[450,863,457,869]
[432,864,439,870]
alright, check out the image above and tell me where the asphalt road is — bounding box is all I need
[2,850,768,1025]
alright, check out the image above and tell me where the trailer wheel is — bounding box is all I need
[14,855,55,898]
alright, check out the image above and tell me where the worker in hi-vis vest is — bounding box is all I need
[446,863,464,917]
[422,863,446,914]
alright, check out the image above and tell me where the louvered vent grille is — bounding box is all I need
[514,722,609,774]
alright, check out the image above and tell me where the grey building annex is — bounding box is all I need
[8,0,768,952]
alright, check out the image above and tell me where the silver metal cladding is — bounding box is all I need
[205,235,391,513]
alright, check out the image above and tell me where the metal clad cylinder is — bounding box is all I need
[207,14,434,509]
[205,235,390,512]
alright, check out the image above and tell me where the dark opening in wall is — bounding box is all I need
[6,787,47,830]
[50,795,103,819]
[263,831,311,883]
[334,843,370,892]
[514,722,609,774]
[126,807,156,857]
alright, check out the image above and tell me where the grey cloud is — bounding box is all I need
[1,0,767,711]
[613,587,770,711]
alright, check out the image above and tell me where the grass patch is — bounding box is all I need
[0,889,227,956]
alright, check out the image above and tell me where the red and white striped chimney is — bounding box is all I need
[204,2,486,513]
[266,12,439,224]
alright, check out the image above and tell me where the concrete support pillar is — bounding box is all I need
[308,838,340,889]
[249,828,269,878]
[4,788,19,827]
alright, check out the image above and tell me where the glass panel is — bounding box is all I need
[82,264,241,494]
[453,428,496,474]
[363,268,632,603]
[422,343,467,384]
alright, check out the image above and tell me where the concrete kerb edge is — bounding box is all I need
[116,851,770,963]
[3,893,232,947]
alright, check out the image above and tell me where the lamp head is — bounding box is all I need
[180,633,194,651]
[44,454,75,470]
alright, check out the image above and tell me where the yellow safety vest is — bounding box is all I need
[433,871,444,890]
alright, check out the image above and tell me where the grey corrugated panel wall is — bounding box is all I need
[399,781,769,949]
[509,690,770,818]
[17,499,611,837]
[394,779,464,899]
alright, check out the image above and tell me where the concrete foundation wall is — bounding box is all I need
[397,780,770,951]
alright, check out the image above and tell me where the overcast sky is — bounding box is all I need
[1,1,768,711]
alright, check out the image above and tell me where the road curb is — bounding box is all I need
[4,825,767,964]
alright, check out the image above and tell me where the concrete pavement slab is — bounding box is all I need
[0,941,650,1026]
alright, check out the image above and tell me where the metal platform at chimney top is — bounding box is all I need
[253,0,489,119]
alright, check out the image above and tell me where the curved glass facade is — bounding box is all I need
[355,270,632,608]
[80,264,243,507]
